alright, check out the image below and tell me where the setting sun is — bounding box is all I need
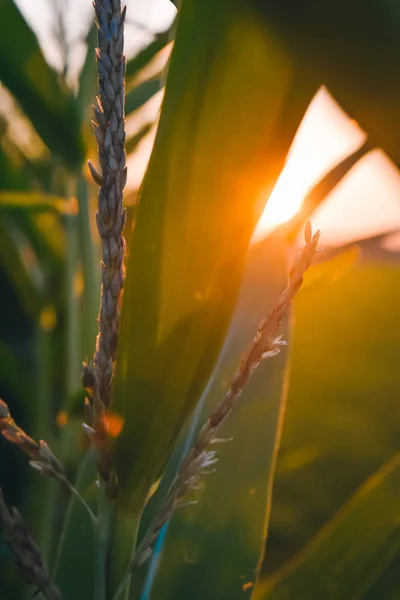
[252,87,366,242]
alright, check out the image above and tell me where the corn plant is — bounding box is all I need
[0,1,400,600]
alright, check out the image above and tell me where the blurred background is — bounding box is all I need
[0,1,400,599]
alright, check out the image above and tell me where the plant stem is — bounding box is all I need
[65,210,81,399]
[77,175,99,358]
[38,177,81,576]
[34,314,56,566]
[52,448,96,579]
[65,480,96,524]
[94,480,114,600]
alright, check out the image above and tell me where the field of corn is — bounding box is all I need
[0,0,400,599]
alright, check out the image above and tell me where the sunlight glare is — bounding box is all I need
[252,87,366,243]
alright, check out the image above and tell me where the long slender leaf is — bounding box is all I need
[53,450,97,600]
[256,260,400,582]
[285,141,373,242]
[113,0,304,510]
[253,454,400,600]
[257,1,400,166]
[137,233,290,600]
[110,1,311,586]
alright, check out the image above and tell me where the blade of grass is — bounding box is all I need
[252,454,400,600]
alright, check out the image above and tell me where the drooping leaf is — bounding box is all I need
[110,1,311,585]
[135,233,290,600]
[0,0,84,168]
[253,453,400,600]
[114,0,303,505]
[257,1,400,166]
[285,140,373,242]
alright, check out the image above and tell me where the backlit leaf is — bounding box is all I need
[253,454,400,600]
[111,0,307,587]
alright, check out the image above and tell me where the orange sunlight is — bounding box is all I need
[252,87,366,242]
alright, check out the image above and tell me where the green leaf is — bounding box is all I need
[111,0,305,587]
[114,0,298,508]
[141,234,366,600]
[253,261,400,588]
[257,2,400,166]
[0,0,84,168]
[125,77,162,116]
[136,233,290,600]
[53,450,97,600]
[253,454,400,600]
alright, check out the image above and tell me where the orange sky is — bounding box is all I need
[253,88,400,247]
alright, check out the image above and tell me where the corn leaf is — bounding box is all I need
[0,0,84,168]
[259,261,400,576]
[142,246,399,600]
[53,451,97,600]
[133,233,290,600]
[253,453,400,600]
[113,0,301,509]
[257,2,400,166]
[110,0,308,586]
